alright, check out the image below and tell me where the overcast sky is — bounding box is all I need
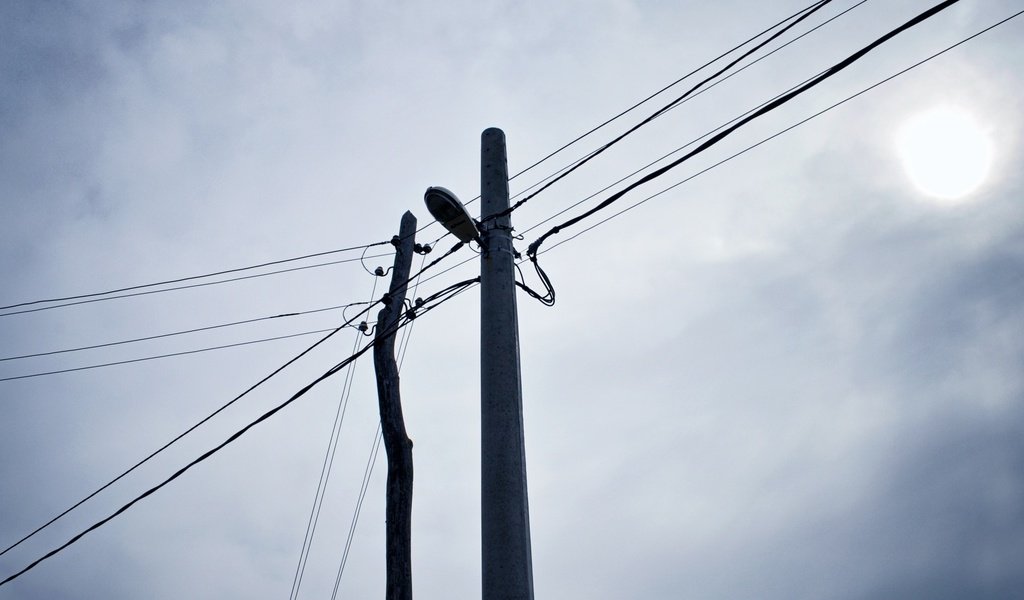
[2,1,1023,598]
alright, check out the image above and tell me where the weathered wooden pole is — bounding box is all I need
[374,210,417,600]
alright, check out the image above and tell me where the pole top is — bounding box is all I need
[482,127,505,140]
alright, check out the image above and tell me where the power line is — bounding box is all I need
[507,0,870,224]
[536,6,1024,258]
[0,2,862,321]
[397,253,430,370]
[328,253,429,596]
[0,253,392,318]
[289,278,380,600]
[0,303,366,363]
[502,0,838,189]
[526,0,966,261]
[241,3,848,252]
[518,41,847,240]
[0,242,391,313]
[0,299,380,559]
[0,210,464,561]
[395,240,467,292]
[488,0,837,222]
[409,0,839,234]
[331,424,383,600]
[0,328,341,383]
[0,276,478,586]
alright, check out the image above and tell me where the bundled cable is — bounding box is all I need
[487,0,836,222]
[526,0,965,265]
[0,276,479,587]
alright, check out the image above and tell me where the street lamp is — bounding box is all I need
[424,186,479,243]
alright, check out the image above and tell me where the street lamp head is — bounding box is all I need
[424,186,479,243]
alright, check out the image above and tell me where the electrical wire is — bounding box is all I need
[515,263,555,306]
[406,0,838,237]
[526,0,965,261]
[289,278,379,600]
[0,329,342,383]
[534,6,1024,258]
[397,253,429,369]
[517,39,850,240]
[0,300,381,560]
[506,0,870,222]
[0,276,478,586]
[329,253,431,595]
[486,0,836,222]
[0,253,392,318]
[331,424,383,600]
[395,240,466,293]
[8,0,1005,581]
[0,231,462,557]
[505,0,839,190]
[0,303,367,363]
[0,243,391,312]
[330,276,478,597]
[0,4,864,319]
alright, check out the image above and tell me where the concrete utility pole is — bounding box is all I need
[479,128,535,600]
[374,211,417,600]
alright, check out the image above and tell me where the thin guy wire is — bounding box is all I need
[331,424,384,600]
[328,251,427,595]
[330,278,478,596]
[289,277,379,600]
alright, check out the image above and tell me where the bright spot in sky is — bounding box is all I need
[895,106,994,201]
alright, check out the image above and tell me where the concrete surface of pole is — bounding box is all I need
[479,127,535,600]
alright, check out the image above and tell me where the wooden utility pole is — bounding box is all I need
[374,210,417,600]
[480,128,534,600]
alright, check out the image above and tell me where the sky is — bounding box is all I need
[1,0,1023,598]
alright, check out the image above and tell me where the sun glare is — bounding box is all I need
[895,106,994,202]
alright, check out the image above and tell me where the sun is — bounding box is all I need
[895,106,994,202]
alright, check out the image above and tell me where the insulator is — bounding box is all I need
[374,266,384,276]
